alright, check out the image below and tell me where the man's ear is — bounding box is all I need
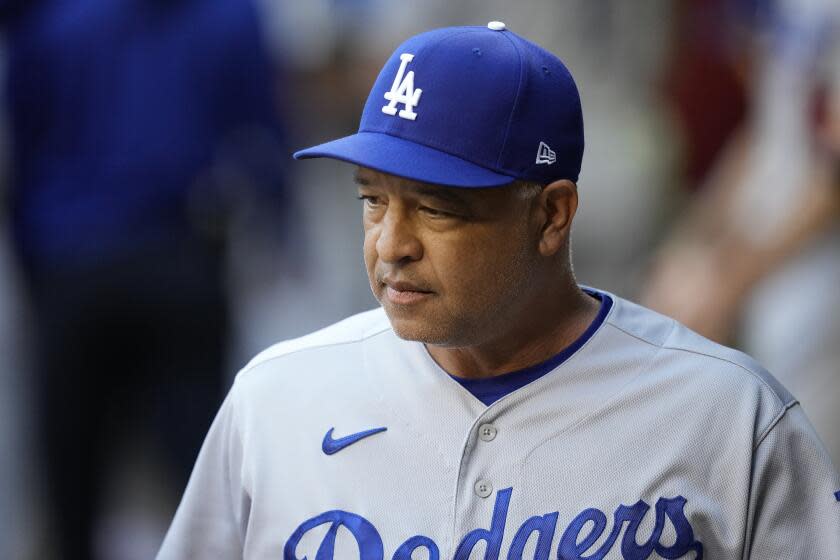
[535,179,578,257]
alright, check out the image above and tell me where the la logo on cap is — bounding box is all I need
[382,53,422,121]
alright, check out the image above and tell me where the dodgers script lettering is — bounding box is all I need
[284,488,704,560]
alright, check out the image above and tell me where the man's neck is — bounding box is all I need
[426,285,602,379]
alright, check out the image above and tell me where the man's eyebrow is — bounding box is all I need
[353,172,370,186]
[353,173,470,205]
[410,184,470,205]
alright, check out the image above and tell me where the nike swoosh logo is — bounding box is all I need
[322,426,387,455]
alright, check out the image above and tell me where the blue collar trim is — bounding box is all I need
[449,289,613,406]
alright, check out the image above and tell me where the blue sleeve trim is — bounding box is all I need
[449,289,613,406]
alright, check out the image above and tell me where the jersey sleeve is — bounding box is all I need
[744,403,840,558]
[156,380,249,559]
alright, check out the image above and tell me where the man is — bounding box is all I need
[158,23,840,559]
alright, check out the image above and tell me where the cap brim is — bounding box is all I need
[293,131,516,188]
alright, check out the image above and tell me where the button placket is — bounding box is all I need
[471,422,499,498]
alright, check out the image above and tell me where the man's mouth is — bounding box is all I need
[381,279,434,305]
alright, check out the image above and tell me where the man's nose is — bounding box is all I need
[375,209,423,264]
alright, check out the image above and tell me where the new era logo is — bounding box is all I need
[536,141,556,165]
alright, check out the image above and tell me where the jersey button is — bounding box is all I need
[474,479,494,498]
[478,424,498,442]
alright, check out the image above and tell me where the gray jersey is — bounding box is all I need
[158,291,840,559]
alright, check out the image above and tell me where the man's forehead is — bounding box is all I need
[354,167,453,190]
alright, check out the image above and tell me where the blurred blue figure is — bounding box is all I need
[1,0,287,557]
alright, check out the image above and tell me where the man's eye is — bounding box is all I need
[357,195,382,207]
[419,206,452,218]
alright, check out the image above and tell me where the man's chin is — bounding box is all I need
[384,311,446,345]
[383,310,472,348]
[387,317,434,343]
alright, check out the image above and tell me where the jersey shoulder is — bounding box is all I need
[227,307,393,414]
[239,306,391,375]
[604,293,796,439]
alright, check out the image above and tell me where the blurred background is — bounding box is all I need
[0,0,837,558]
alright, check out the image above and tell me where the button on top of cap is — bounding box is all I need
[487,21,506,31]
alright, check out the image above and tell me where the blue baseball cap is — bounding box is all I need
[294,22,584,187]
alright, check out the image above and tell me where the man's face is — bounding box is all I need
[356,167,541,347]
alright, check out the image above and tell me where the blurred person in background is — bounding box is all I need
[0,0,288,557]
[645,0,840,466]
